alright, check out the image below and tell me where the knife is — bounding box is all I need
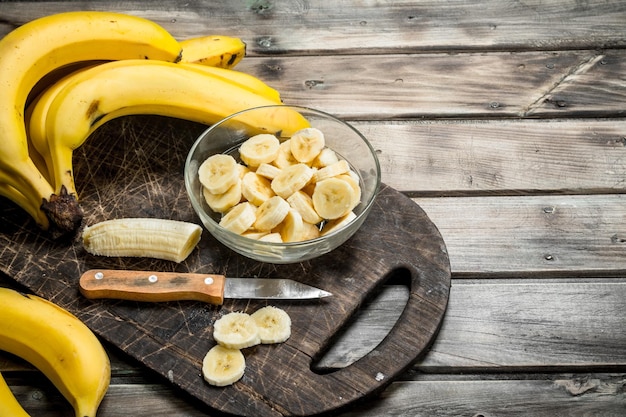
[79,269,332,305]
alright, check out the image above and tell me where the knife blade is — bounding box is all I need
[79,269,332,305]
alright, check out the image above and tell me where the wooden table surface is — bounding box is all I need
[1,1,625,416]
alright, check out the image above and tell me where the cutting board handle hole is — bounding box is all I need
[310,267,412,374]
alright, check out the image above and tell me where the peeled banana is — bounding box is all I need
[0,288,110,417]
[0,11,183,234]
[82,218,202,263]
[0,371,31,417]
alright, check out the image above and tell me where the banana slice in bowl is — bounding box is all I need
[185,105,381,264]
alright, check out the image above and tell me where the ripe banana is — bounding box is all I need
[0,11,183,234]
[38,59,308,198]
[82,218,202,263]
[179,35,246,68]
[0,288,110,417]
[0,176,49,229]
[0,371,31,417]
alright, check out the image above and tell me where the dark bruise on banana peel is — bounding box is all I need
[40,185,84,239]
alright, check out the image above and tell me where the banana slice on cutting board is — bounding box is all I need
[202,345,246,387]
[213,311,260,349]
[251,305,292,344]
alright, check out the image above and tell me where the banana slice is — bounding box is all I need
[287,190,323,225]
[253,195,290,231]
[279,208,305,242]
[272,139,299,169]
[241,172,275,206]
[239,134,280,167]
[198,154,240,194]
[213,312,261,349]
[203,178,242,213]
[271,163,314,199]
[255,163,282,180]
[312,147,339,168]
[258,232,283,242]
[321,211,357,236]
[202,345,246,387]
[219,202,256,234]
[301,221,322,240]
[312,177,357,220]
[82,218,202,263]
[336,173,361,211]
[313,159,350,183]
[251,306,292,344]
[290,127,325,163]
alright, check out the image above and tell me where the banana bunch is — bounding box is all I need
[0,10,307,237]
[0,287,110,417]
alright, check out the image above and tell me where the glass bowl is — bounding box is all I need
[184,105,381,264]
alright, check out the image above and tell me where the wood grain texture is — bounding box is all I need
[355,119,626,194]
[234,50,626,119]
[317,280,626,370]
[416,195,626,275]
[1,1,626,53]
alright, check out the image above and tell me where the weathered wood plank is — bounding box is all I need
[343,375,626,417]
[416,195,626,275]
[235,50,626,119]
[6,374,625,417]
[1,1,626,53]
[354,119,626,194]
[317,280,626,371]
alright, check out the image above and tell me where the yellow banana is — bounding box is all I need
[26,65,100,186]
[179,35,246,68]
[181,64,283,103]
[0,371,31,417]
[27,63,281,190]
[0,181,49,229]
[0,288,110,417]
[0,10,182,234]
[39,59,309,198]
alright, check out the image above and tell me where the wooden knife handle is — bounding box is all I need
[79,269,226,305]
